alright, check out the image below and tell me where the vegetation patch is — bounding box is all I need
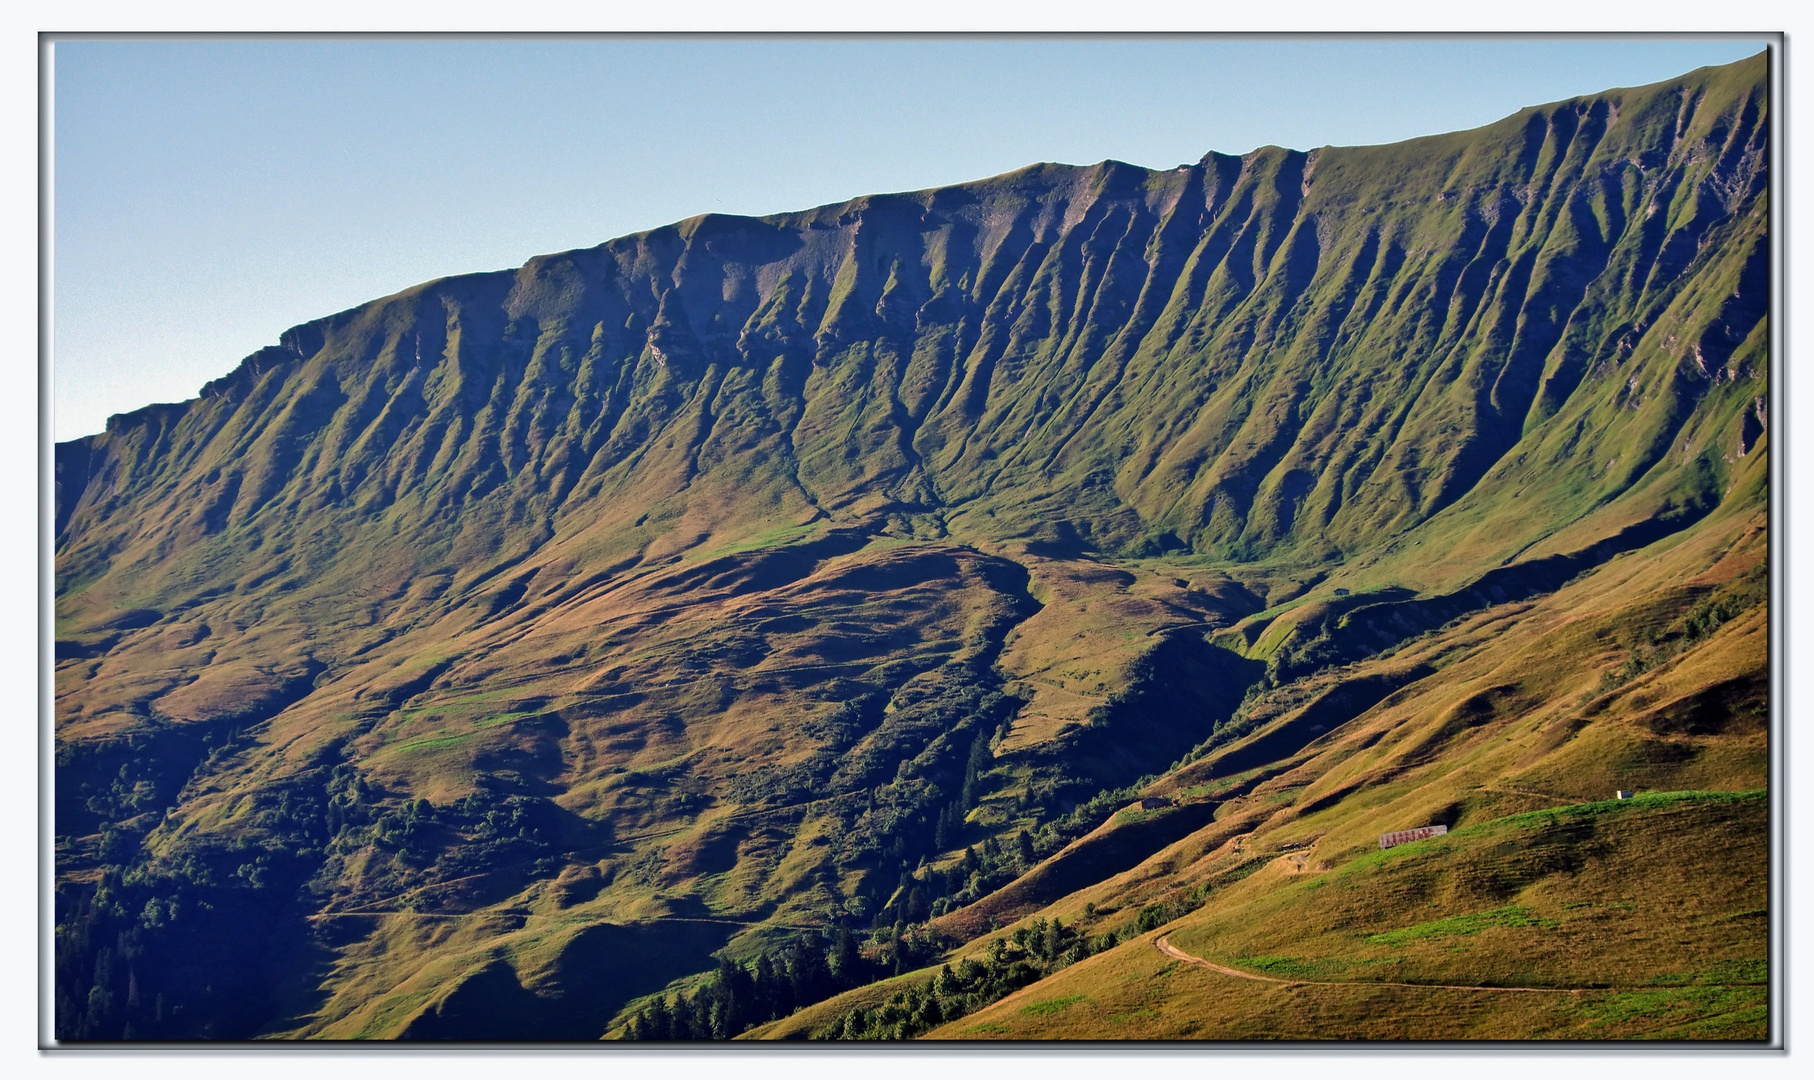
[1020,994,1088,1015]
[387,731,478,755]
[1579,985,1767,1036]
[1236,955,1351,980]
[1465,789,1766,835]
[1644,958,1768,987]
[802,916,1125,1040]
[1366,905,1560,946]
[52,53,1771,1043]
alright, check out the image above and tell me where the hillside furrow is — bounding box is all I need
[54,54,1769,1043]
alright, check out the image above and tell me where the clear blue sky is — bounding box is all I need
[51,36,1769,439]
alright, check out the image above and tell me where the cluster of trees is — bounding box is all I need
[1600,564,1768,693]
[81,762,163,825]
[711,657,1047,935]
[54,833,317,1040]
[55,724,317,1040]
[629,648,1173,980]
[819,882,1217,1041]
[56,725,226,855]
[831,681,1016,872]
[310,767,562,904]
[813,915,1123,1040]
[883,831,1032,924]
[878,777,1155,927]
[931,730,996,849]
[622,927,878,1040]
[1130,883,1211,934]
[57,747,569,1040]
[621,914,1133,1043]
[1259,614,1354,689]
[57,876,159,1040]
[871,835,995,925]
[1680,565,1766,640]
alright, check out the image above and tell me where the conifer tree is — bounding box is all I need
[828,925,859,988]
[752,953,777,1022]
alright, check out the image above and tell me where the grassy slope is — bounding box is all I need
[774,478,1768,1040]
[932,796,1766,1041]
[52,55,1769,1041]
[968,500,1767,1038]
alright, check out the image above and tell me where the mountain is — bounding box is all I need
[54,53,1770,1041]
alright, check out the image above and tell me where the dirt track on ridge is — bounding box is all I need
[1152,935,1588,994]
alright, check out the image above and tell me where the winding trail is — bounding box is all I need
[1153,935,1588,995]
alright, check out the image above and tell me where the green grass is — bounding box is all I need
[1645,958,1768,987]
[1467,789,1766,832]
[1366,906,1560,946]
[386,732,478,755]
[1020,994,1089,1016]
[52,52,1770,1043]
[1236,956,1352,980]
[350,990,433,1040]
[1578,986,1769,1035]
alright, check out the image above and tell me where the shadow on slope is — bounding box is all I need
[396,919,737,1040]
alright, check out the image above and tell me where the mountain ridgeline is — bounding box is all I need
[60,55,1767,576]
[55,55,1770,1042]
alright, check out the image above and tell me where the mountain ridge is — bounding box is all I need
[54,52,1770,1042]
[61,55,1766,575]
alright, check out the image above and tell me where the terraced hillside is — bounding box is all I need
[54,53,1769,1041]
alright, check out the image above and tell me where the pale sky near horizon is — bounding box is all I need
[51,36,1769,439]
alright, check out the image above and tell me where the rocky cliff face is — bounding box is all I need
[59,55,1766,579]
[54,54,1769,1041]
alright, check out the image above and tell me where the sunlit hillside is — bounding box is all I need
[55,53,1769,1042]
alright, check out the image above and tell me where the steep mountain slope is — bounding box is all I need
[756,472,1768,1041]
[54,54,1769,1041]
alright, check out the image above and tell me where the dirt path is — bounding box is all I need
[1153,936,1587,994]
